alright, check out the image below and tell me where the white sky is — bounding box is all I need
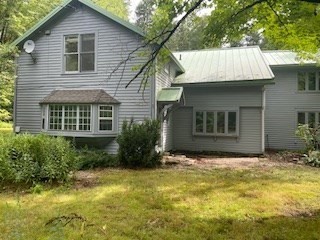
[128,0,142,22]
[127,0,213,23]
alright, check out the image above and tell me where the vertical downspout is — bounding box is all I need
[261,86,266,153]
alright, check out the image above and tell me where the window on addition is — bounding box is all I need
[297,72,319,91]
[194,110,238,136]
[297,112,320,128]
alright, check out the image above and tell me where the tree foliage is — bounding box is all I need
[204,0,320,54]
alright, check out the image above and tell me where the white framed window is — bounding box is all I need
[194,109,239,136]
[49,104,91,131]
[64,33,95,73]
[297,71,320,91]
[297,111,320,128]
[99,105,113,131]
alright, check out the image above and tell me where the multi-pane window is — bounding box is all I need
[297,111,320,128]
[79,105,91,131]
[49,105,63,130]
[298,72,320,91]
[99,105,113,131]
[194,110,238,136]
[49,105,91,131]
[64,33,95,72]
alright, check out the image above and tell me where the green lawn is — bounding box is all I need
[1,166,320,239]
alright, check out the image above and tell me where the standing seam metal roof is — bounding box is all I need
[262,50,316,66]
[173,46,275,85]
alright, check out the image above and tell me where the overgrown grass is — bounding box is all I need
[0,166,320,239]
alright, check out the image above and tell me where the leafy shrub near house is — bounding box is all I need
[296,124,320,167]
[0,133,76,183]
[76,148,119,170]
[117,119,161,168]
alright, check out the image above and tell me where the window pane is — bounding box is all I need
[228,112,237,134]
[308,72,316,91]
[308,112,316,128]
[65,35,78,53]
[79,105,91,131]
[298,72,306,91]
[206,112,214,133]
[99,106,112,118]
[100,120,112,131]
[217,112,225,133]
[49,105,62,130]
[81,34,95,52]
[65,54,78,72]
[298,112,305,125]
[80,53,94,71]
[64,105,77,131]
[195,111,204,133]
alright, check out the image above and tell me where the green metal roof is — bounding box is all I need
[11,0,144,47]
[263,50,316,66]
[157,87,183,103]
[173,46,275,85]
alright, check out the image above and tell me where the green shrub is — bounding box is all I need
[0,133,76,183]
[303,151,320,167]
[296,124,320,167]
[295,124,320,152]
[117,119,161,168]
[76,148,119,170]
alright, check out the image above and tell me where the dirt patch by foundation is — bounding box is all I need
[162,153,302,170]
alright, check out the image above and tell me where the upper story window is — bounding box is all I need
[194,110,239,136]
[298,72,320,91]
[64,33,95,73]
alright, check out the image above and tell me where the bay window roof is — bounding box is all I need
[40,89,120,104]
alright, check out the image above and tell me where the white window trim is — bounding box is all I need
[48,104,92,132]
[63,33,96,74]
[297,71,320,92]
[193,108,239,137]
[297,110,320,128]
[98,105,114,132]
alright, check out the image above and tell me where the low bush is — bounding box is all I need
[117,119,161,168]
[0,133,76,183]
[296,124,320,167]
[303,151,320,167]
[76,148,119,170]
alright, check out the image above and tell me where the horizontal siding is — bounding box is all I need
[173,107,262,154]
[183,86,263,108]
[265,67,320,150]
[16,4,152,154]
[172,86,263,154]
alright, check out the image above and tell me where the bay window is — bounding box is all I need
[49,105,91,131]
[99,105,113,131]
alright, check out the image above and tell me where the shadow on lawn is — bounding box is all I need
[1,168,320,239]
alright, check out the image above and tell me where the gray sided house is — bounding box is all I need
[12,0,182,154]
[13,0,320,155]
[263,51,320,150]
